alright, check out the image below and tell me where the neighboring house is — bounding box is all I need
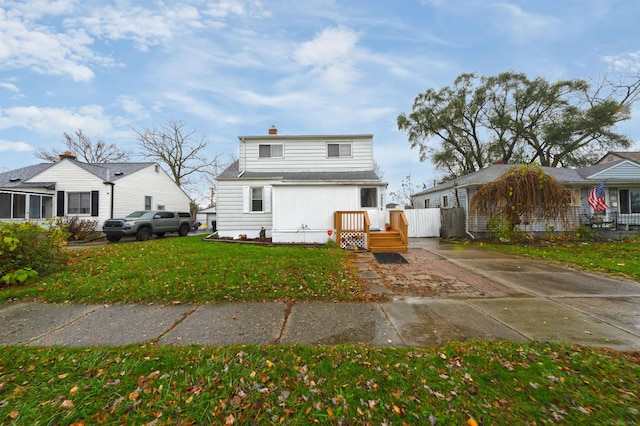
[0,152,191,228]
[196,206,217,230]
[411,153,640,237]
[216,127,389,244]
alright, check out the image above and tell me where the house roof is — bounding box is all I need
[0,163,56,189]
[218,160,383,183]
[237,133,374,141]
[412,164,589,197]
[596,151,640,164]
[0,160,156,190]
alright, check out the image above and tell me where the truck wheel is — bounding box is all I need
[178,224,190,237]
[136,227,152,241]
[106,235,121,242]
[156,232,165,237]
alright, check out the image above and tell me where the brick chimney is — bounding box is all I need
[268,125,278,135]
[59,151,77,161]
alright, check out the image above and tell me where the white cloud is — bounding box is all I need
[293,26,361,90]
[116,95,148,120]
[0,8,106,81]
[602,51,640,73]
[489,3,561,43]
[0,105,112,135]
[0,139,33,152]
[68,4,208,51]
[202,0,246,18]
[0,82,19,92]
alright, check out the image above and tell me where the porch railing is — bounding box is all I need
[389,210,409,245]
[334,211,370,249]
[578,208,640,228]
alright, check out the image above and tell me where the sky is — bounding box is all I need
[1,0,640,205]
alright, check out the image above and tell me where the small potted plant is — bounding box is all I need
[385,223,392,231]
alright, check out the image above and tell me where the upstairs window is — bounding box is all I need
[259,144,283,158]
[327,143,351,158]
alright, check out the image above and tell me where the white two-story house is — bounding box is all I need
[216,127,391,245]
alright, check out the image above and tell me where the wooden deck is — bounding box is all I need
[334,210,408,253]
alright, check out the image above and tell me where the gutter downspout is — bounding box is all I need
[103,169,115,218]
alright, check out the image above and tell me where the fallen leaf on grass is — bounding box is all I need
[61,399,74,409]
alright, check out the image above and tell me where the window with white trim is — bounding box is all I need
[68,192,91,214]
[441,195,449,208]
[12,194,26,218]
[145,196,152,210]
[327,143,351,157]
[619,189,640,214]
[242,186,271,213]
[259,144,283,158]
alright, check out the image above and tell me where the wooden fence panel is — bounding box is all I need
[440,208,466,238]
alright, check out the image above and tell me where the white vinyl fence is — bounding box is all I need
[404,208,441,237]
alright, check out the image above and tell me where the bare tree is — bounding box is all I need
[389,174,421,208]
[132,119,220,188]
[34,129,130,163]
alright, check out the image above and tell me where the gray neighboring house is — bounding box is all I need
[411,152,640,237]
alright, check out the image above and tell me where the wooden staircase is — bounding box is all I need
[334,210,409,253]
[368,230,407,253]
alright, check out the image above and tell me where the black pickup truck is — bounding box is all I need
[103,210,194,242]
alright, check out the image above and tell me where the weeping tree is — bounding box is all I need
[469,164,574,239]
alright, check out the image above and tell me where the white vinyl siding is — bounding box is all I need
[218,180,273,238]
[113,165,190,218]
[239,135,374,172]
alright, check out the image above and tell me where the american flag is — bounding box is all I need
[588,181,608,212]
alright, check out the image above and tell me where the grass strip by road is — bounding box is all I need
[0,236,364,304]
[1,341,638,425]
[470,239,640,281]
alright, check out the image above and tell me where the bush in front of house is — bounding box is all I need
[0,222,69,287]
[54,216,100,241]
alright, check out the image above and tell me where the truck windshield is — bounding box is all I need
[125,211,148,218]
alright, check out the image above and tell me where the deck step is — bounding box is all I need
[369,231,407,253]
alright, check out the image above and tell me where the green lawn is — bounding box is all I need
[1,236,639,424]
[0,236,365,304]
[469,239,640,281]
[1,341,638,424]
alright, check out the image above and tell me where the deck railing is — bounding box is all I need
[334,211,370,249]
[389,210,409,244]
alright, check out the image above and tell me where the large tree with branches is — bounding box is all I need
[131,119,220,189]
[398,72,640,180]
[34,129,130,163]
[470,164,574,239]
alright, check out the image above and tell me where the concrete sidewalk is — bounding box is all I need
[1,238,639,350]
